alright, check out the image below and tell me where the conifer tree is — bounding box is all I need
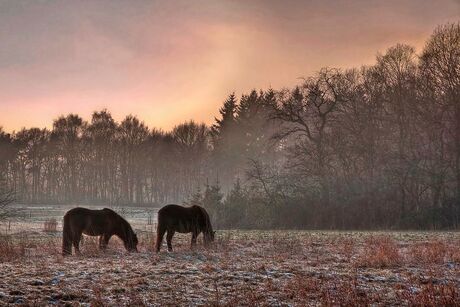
[202,180,223,226]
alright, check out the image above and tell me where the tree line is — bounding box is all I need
[1,23,459,229]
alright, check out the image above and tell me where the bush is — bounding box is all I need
[355,236,402,268]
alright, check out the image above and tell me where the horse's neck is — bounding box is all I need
[114,220,129,238]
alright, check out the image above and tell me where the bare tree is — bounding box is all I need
[172,121,210,198]
[375,44,419,221]
[420,23,460,200]
[271,68,348,210]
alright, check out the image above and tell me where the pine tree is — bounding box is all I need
[222,178,248,228]
[236,89,276,160]
[211,93,237,139]
[236,90,259,122]
[202,180,223,226]
[188,186,203,207]
[210,93,241,190]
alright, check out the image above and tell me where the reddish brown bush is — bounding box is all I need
[338,236,356,260]
[408,240,447,265]
[320,278,371,306]
[399,283,458,306]
[355,236,402,268]
[0,234,17,261]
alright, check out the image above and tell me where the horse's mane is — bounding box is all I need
[194,205,212,232]
[102,207,117,214]
[103,208,134,234]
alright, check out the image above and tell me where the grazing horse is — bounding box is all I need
[155,204,215,252]
[62,207,138,256]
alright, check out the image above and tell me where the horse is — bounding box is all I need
[62,207,138,256]
[155,204,215,252]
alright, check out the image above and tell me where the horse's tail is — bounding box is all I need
[155,216,162,252]
[62,213,72,256]
[198,206,212,232]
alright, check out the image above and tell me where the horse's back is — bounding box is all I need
[64,207,93,223]
[63,207,112,235]
[64,207,106,220]
[158,204,188,215]
[65,207,90,216]
[157,204,208,233]
[158,204,202,219]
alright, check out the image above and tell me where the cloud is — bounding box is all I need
[0,0,458,131]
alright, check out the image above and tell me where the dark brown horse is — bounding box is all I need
[62,207,138,256]
[155,204,215,252]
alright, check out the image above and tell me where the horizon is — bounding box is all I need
[0,0,459,133]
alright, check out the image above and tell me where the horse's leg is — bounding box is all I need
[156,227,166,253]
[99,234,110,250]
[166,230,175,252]
[99,235,104,249]
[73,232,82,255]
[191,231,198,249]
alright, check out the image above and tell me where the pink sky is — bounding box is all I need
[0,0,459,132]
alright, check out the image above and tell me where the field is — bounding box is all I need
[0,206,459,306]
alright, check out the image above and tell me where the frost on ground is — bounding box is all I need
[0,230,459,306]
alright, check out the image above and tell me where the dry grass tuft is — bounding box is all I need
[139,231,156,252]
[0,234,18,261]
[271,233,303,255]
[0,233,41,261]
[283,274,320,305]
[446,239,460,263]
[41,237,61,255]
[79,235,104,257]
[337,236,356,260]
[355,235,402,268]
[399,283,459,306]
[284,272,375,305]
[408,240,447,265]
[43,218,58,232]
[214,231,232,252]
[320,277,371,306]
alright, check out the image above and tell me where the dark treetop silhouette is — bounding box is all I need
[62,207,138,255]
[156,204,215,252]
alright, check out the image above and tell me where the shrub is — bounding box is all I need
[399,283,459,306]
[0,234,16,261]
[355,236,402,268]
[408,240,447,265]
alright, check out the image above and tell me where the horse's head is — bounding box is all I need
[125,232,138,252]
[204,230,215,245]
